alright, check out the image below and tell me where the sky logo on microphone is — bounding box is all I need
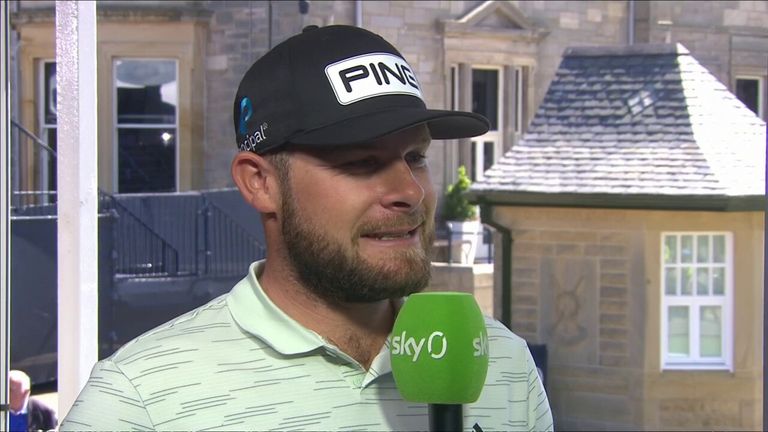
[390,293,490,404]
[391,331,447,362]
[473,331,489,357]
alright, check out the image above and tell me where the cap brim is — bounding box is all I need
[288,109,490,146]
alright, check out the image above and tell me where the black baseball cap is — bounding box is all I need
[234,25,489,154]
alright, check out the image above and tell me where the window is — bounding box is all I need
[472,68,499,131]
[470,67,502,182]
[448,65,505,181]
[37,60,57,200]
[735,76,763,119]
[661,233,732,370]
[114,58,178,193]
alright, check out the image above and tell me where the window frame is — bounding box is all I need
[468,65,504,182]
[513,66,523,133]
[112,57,180,193]
[660,232,734,371]
[36,59,58,197]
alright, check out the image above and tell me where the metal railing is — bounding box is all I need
[109,191,266,278]
[11,190,266,280]
[108,196,181,278]
[10,120,263,279]
[112,193,200,276]
[199,200,266,276]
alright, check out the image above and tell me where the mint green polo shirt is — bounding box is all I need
[60,261,553,431]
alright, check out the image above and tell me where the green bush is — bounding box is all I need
[442,165,478,221]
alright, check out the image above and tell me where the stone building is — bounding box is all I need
[11,1,766,201]
[468,43,765,430]
[8,0,768,429]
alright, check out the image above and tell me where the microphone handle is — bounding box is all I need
[428,404,463,432]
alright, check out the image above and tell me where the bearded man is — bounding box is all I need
[60,25,552,431]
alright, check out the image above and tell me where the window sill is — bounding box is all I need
[661,364,733,373]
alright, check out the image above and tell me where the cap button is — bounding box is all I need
[302,25,319,33]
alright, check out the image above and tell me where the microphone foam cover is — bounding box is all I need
[390,292,489,404]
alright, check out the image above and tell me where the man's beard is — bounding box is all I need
[280,187,434,303]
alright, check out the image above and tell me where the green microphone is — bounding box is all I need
[390,292,489,431]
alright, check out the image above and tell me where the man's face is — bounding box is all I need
[9,374,29,412]
[278,124,436,303]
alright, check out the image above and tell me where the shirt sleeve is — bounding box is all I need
[59,359,155,431]
[524,346,554,432]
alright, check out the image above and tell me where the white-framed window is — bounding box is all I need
[470,66,503,182]
[37,59,57,199]
[450,65,511,182]
[113,58,179,193]
[735,76,764,119]
[661,232,733,370]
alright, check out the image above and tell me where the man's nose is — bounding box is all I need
[379,159,425,212]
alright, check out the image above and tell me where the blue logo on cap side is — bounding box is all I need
[238,97,253,135]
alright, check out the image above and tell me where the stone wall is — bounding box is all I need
[492,206,763,431]
[508,225,643,429]
[202,1,463,192]
[641,1,768,87]
[514,1,630,113]
[429,263,495,316]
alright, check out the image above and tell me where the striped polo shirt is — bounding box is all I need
[60,261,553,431]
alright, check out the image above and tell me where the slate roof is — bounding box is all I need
[468,44,766,210]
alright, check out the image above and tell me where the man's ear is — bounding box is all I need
[231,151,282,214]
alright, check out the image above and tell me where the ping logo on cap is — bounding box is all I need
[325,53,423,105]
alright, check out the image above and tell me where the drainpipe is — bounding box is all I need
[628,0,635,45]
[298,1,309,29]
[480,204,513,329]
[764,78,768,431]
[355,0,362,27]
[268,1,273,49]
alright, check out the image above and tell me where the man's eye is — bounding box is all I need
[406,153,428,168]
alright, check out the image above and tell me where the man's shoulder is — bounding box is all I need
[483,316,527,349]
[481,316,536,368]
[108,293,237,367]
[28,397,56,416]
[28,398,58,430]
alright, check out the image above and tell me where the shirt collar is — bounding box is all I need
[10,397,29,415]
[227,260,327,355]
[227,260,406,366]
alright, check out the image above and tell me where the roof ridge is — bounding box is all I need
[564,43,689,57]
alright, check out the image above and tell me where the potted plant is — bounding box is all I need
[442,165,480,264]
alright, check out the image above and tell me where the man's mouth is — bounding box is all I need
[361,225,420,241]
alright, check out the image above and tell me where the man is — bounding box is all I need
[60,25,553,431]
[8,370,57,432]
